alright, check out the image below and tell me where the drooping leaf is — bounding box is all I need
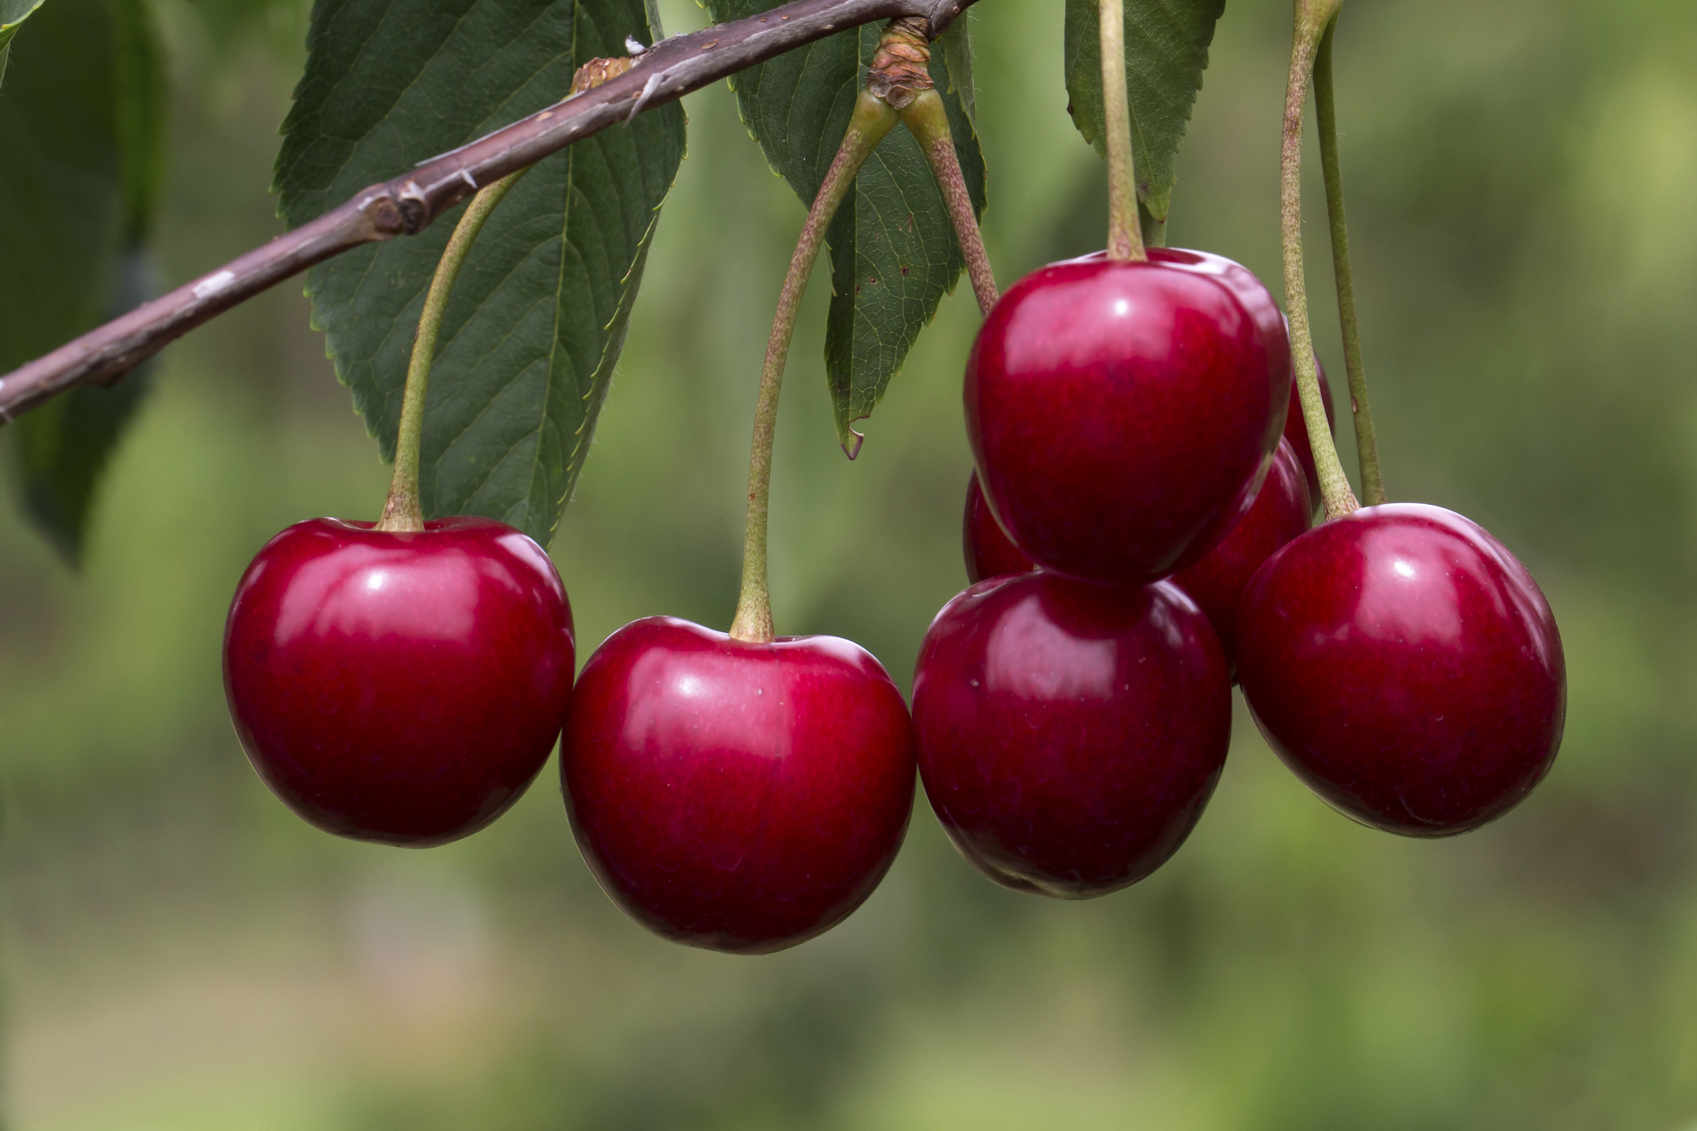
[275,0,685,545]
[1063,0,1223,223]
[704,1,986,456]
[0,0,166,565]
[0,0,47,83]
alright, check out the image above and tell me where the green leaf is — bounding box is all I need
[0,0,165,565]
[704,2,986,456]
[0,0,47,84]
[14,254,159,564]
[275,0,685,546]
[940,17,977,132]
[1063,0,1223,223]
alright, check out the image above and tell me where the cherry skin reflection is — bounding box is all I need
[966,252,1286,585]
[1170,438,1311,674]
[912,573,1231,897]
[562,618,916,954]
[1236,504,1566,836]
[963,472,1035,583]
[223,517,576,846]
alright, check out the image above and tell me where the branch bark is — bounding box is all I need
[0,0,982,425]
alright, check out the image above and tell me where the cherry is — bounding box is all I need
[912,572,1231,897]
[223,517,576,847]
[1236,504,1566,836]
[1282,353,1337,513]
[963,472,1035,583]
[966,251,1288,584]
[561,617,915,954]
[1170,438,1311,675]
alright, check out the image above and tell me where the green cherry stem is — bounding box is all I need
[1281,0,1357,520]
[727,91,898,643]
[1099,0,1146,262]
[901,90,998,315]
[377,167,530,532]
[1314,17,1385,506]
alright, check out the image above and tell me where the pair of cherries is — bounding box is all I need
[223,517,911,955]
[221,247,1565,955]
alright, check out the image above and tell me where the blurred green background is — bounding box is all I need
[2,0,1696,1126]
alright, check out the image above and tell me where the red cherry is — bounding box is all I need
[1236,504,1566,836]
[966,253,1287,584]
[1170,438,1311,674]
[223,517,576,847]
[1149,248,1292,400]
[912,573,1231,897]
[561,617,916,954]
[1282,355,1337,513]
[963,472,1035,583]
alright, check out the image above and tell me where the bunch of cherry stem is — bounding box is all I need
[728,17,997,643]
[1281,0,1386,519]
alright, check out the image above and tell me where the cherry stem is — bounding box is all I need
[1099,0,1146,263]
[377,167,529,532]
[1281,0,1357,521]
[728,91,898,643]
[901,90,998,315]
[1314,18,1385,506]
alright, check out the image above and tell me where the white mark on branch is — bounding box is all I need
[459,169,478,190]
[627,71,664,122]
[625,35,648,55]
[193,270,236,301]
[414,137,482,167]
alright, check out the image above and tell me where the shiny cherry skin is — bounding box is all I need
[1236,503,1566,836]
[1080,248,1294,395]
[1283,354,1337,513]
[966,252,1288,584]
[963,472,1035,583]
[1171,438,1311,675]
[562,617,916,954]
[223,517,576,847]
[912,572,1231,898]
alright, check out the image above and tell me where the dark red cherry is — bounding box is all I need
[1236,503,1566,836]
[561,618,915,954]
[912,572,1231,897]
[966,253,1287,584]
[223,517,576,847]
[1170,438,1311,675]
[963,472,1035,583]
[1283,354,1337,513]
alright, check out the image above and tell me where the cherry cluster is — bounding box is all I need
[219,241,1566,959]
[934,248,1566,900]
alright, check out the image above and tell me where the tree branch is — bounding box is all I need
[0,0,981,425]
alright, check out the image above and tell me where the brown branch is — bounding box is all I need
[0,0,981,424]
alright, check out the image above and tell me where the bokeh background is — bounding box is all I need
[3,0,1696,1126]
